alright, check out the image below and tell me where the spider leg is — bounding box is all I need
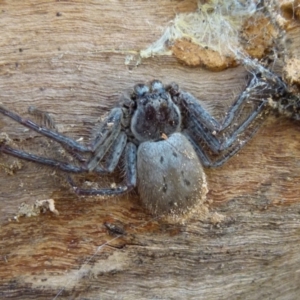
[219,77,268,131]
[178,72,279,155]
[95,132,127,173]
[0,105,123,154]
[28,105,86,163]
[86,111,123,171]
[219,101,267,151]
[67,142,137,196]
[181,92,267,155]
[0,143,87,173]
[0,105,89,152]
[27,105,126,173]
[27,105,57,130]
[179,90,222,132]
[184,118,262,168]
[0,130,127,176]
[88,108,122,152]
[183,132,233,168]
[177,73,284,167]
[187,99,267,153]
[171,76,261,133]
[219,89,251,131]
[0,104,127,176]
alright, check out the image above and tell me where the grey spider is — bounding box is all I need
[0,72,298,215]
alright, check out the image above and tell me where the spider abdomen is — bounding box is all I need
[137,132,208,216]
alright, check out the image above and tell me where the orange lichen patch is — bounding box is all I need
[240,13,280,59]
[283,57,300,86]
[170,39,238,71]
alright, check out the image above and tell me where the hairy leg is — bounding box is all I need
[0,105,123,153]
[67,143,137,195]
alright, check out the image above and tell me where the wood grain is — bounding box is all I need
[1,1,300,299]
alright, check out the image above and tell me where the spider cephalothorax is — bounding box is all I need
[130,81,181,142]
[0,71,298,215]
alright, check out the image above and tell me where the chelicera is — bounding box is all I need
[0,70,298,215]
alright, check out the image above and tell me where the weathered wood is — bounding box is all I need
[0,1,300,299]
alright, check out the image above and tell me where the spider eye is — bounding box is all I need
[280,98,288,106]
[150,80,164,93]
[134,84,149,97]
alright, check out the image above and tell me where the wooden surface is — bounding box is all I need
[1,1,300,299]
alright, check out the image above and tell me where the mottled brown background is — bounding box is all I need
[0,1,300,299]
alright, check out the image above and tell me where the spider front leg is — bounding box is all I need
[170,74,285,167]
[182,105,266,168]
[0,131,127,175]
[168,78,261,134]
[183,123,262,168]
[0,103,133,195]
[0,105,123,154]
[27,105,128,174]
[184,94,266,155]
[28,105,86,163]
[0,105,124,174]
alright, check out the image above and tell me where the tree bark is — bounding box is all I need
[1,1,300,299]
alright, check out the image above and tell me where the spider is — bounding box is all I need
[0,70,298,215]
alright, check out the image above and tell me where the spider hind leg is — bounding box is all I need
[68,143,137,196]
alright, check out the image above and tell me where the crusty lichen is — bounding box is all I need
[278,0,300,29]
[140,0,285,71]
[170,39,238,70]
[15,199,59,220]
[283,57,300,87]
